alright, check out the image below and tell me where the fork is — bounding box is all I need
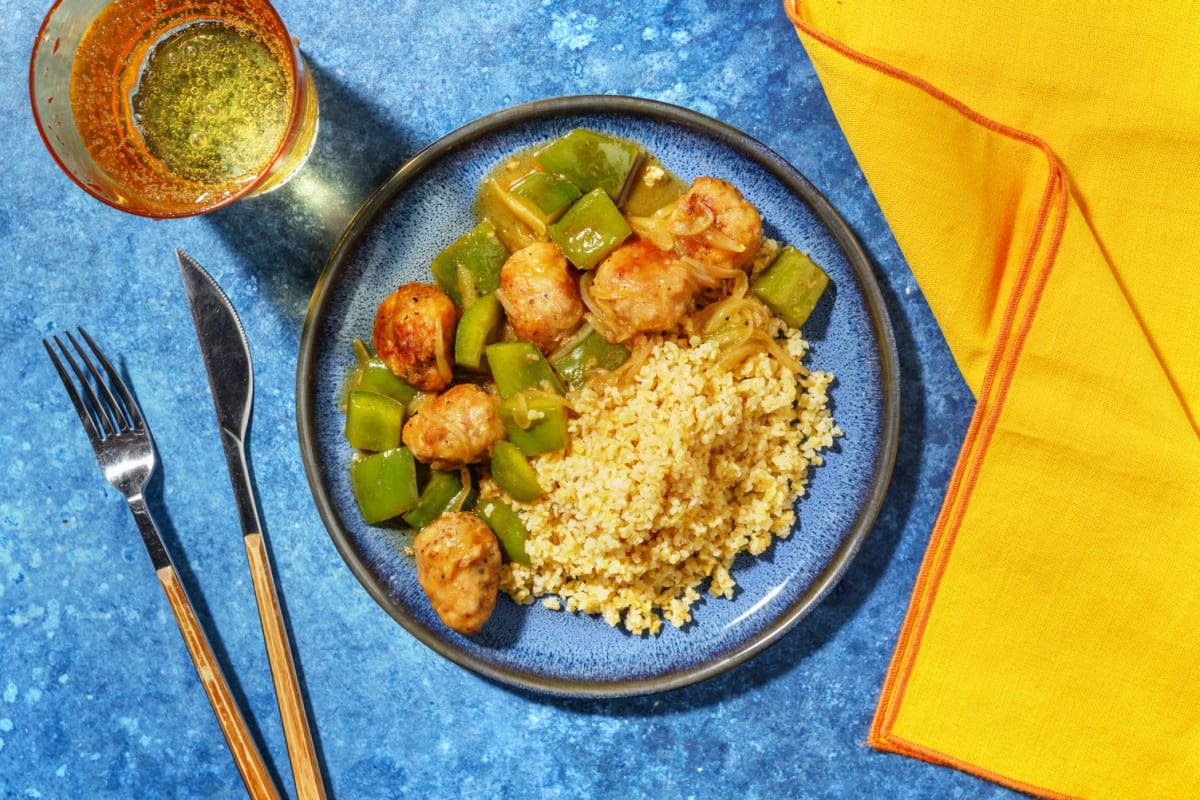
[45,328,283,800]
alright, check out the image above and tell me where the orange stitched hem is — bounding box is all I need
[783,1,1073,797]
[876,727,1083,800]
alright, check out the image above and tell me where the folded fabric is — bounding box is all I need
[784,1,1200,798]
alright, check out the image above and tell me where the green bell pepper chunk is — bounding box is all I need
[477,500,530,565]
[355,361,419,405]
[498,393,569,456]
[508,172,582,224]
[751,245,830,329]
[344,391,405,452]
[536,128,641,202]
[490,440,544,502]
[351,339,420,405]
[402,468,467,529]
[350,447,420,524]
[454,292,505,371]
[548,188,632,270]
[430,220,509,306]
[485,341,565,399]
[552,327,630,389]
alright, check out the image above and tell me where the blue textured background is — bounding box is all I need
[3,1,1018,798]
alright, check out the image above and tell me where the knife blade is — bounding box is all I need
[178,250,327,800]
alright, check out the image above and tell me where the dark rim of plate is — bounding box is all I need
[296,94,901,698]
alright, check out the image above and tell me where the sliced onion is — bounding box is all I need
[627,204,678,251]
[708,317,754,350]
[449,467,473,512]
[686,289,803,374]
[760,330,805,374]
[456,262,480,309]
[493,286,517,318]
[580,271,636,343]
[691,294,752,335]
[510,391,531,429]
[598,335,652,387]
[524,389,572,409]
[547,322,596,364]
[680,254,744,290]
[674,202,714,236]
[627,215,675,251]
[728,269,750,298]
[716,340,759,371]
[700,225,748,253]
[508,389,572,430]
[488,178,547,236]
[352,337,371,367]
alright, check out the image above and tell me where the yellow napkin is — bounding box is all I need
[784,1,1200,797]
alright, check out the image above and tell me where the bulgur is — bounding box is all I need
[482,321,840,635]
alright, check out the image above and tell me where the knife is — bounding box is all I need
[178,250,327,800]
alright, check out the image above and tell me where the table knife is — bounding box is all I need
[178,250,327,800]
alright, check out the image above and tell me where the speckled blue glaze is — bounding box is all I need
[3,0,1028,797]
[299,97,900,695]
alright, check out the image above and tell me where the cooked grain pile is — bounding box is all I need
[485,323,839,635]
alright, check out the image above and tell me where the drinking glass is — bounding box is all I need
[31,0,319,218]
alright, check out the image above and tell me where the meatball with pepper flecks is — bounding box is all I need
[413,512,501,636]
[372,282,458,392]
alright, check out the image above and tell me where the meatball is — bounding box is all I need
[673,176,763,275]
[373,282,458,392]
[413,512,501,636]
[402,383,506,469]
[498,241,584,354]
[589,235,695,341]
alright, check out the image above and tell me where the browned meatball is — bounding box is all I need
[402,383,506,469]
[674,176,762,274]
[372,282,458,392]
[499,241,584,354]
[589,235,694,341]
[413,512,501,636]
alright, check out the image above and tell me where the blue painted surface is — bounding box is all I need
[3,1,1022,798]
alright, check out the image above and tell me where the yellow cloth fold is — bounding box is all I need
[784,1,1200,797]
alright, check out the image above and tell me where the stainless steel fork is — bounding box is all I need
[44,328,282,800]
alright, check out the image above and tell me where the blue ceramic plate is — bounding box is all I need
[297,96,899,697]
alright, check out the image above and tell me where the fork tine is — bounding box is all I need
[65,328,130,434]
[56,331,116,437]
[77,327,146,431]
[43,335,103,444]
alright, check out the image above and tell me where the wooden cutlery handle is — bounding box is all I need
[157,565,281,800]
[244,532,328,800]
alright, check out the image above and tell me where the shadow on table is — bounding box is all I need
[506,238,928,717]
[205,58,420,319]
[122,383,299,792]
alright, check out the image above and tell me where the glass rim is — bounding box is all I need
[29,0,310,218]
